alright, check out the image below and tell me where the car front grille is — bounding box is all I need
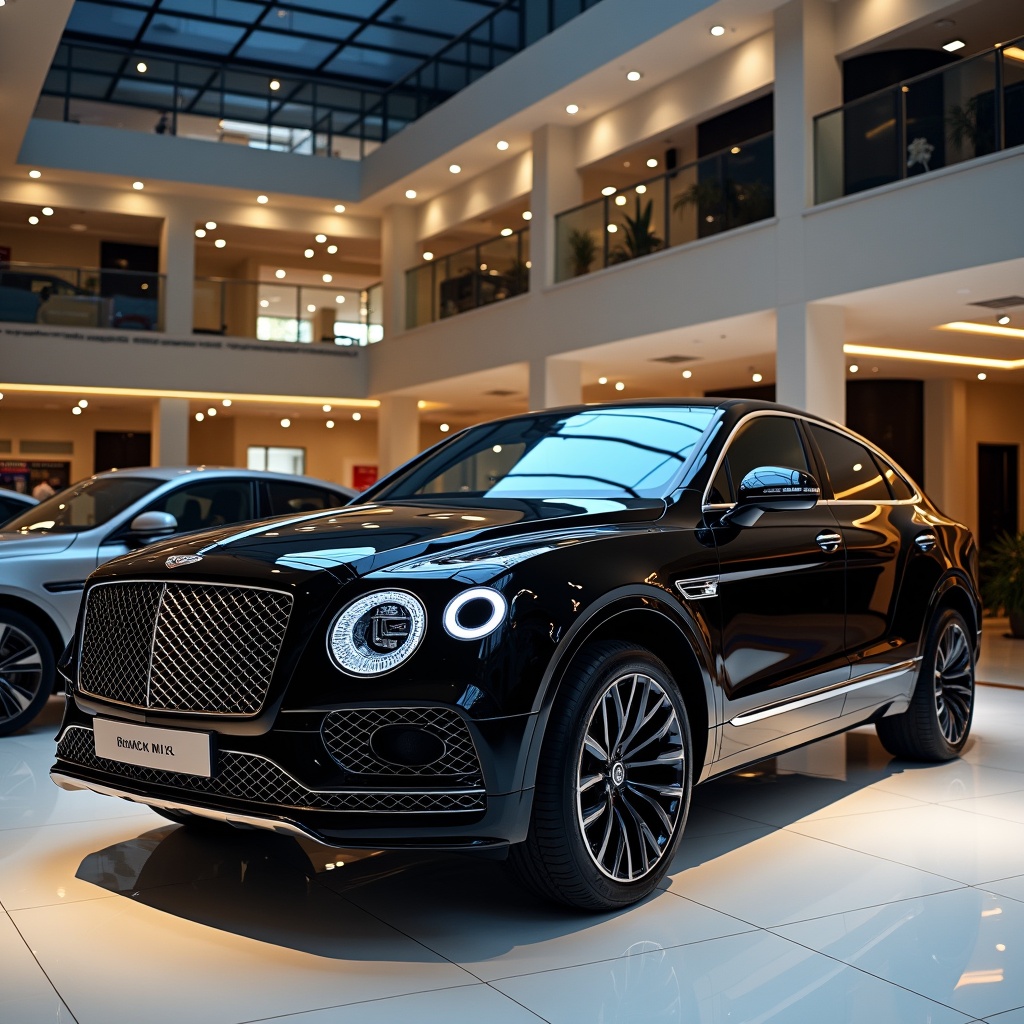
[56,726,486,814]
[78,581,292,715]
[321,707,483,782]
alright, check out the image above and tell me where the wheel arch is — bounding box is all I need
[0,594,65,673]
[926,572,981,651]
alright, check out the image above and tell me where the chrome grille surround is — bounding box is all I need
[322,706,483,782]
[78,581,292,715]
[56,726,485,814]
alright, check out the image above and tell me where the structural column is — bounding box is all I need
[159,211,196,337]
[151,397,189,466]
[529,356,581,411]
[923,378,969,525]
[776,302,845,422]
[380,204,419,340]
[530,124,580,289]
[377,395,420,476]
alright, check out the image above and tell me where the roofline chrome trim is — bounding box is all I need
[729,659,920,726]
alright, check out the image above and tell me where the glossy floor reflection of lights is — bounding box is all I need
[0,622,1021,1023]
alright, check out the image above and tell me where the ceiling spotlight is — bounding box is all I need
[207,407,217,416]
[352,412,361,421]
[72,407,82,416]
[998,315,1011,325]
[259,299,269,307]
[132,181,144,190]
[615,381,625,391]
[257,194,269,204]
[978,372,987,380]
[565,103,579,114]
[607,224,618,233]
[439,423,450,432]
[205,221,216,230]
[646,158,658,168]
[601,186,616,196]
[280,418,291,428]
[326,419,335,428]
[275,269,286,278]
[682,370,692,379]
[327,244,338,254]
[752,372,763,383]
[423,251,434,261]
[195,228,206,238]
[194,412,204,422]
[28,169,41,179]
[269,79,281,90]
[333,203,346,213]
[222,399,232,407]
[500,227,513,236]
[322,273,333,283]
[522,210,532,220]
[598,376,608,385]
[626,70,642,82]
[635,184,647,194]
[28,216,39,225]
[449,163,462,174]
[496,140,509,150]
[405,189,417,199]
[41,207,54,216]
[335,295,346,304]
[214,239,226,248]
[849,364,859,373]
[306,303,316,312]
[710,24,726,36]
[942,39,966,52]
[315,233,327,243]
[304,248,314,258]
[323,404,332,412]
[136,61,148,73]
[615,195,626,206]
[78,399,88,408]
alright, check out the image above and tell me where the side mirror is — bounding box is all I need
[127,510,178,544]
[724,466,820,527]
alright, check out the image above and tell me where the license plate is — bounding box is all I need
[94,718,213,778]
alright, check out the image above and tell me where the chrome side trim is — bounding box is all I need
[676,576,719,600]
[729,659,920,727]
[50,772,324,843]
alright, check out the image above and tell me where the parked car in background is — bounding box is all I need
[0,466,355,735]
[0,488,36,527]
[49,400,981,911]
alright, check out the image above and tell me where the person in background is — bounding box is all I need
[31,475,61,500]
[154,112,170,135]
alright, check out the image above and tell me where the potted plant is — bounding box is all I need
[608,198,662,263]
[567,228,597,276]
[981,531,1024,638]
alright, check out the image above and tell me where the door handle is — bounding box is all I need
[816,530,842,553]
[914,531,937,552]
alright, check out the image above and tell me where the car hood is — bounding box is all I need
[0,532,77,559]
[107,497,666,584]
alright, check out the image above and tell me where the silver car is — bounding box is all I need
[0,466,355,735]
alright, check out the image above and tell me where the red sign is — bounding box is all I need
[351,464,378,491]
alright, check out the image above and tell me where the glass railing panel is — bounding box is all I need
[814,107,845,203]
[840,89,903,196]
[365,282,383,343]
[719,134,776,230]
[929,52,999,169]
[1003,41,1024,149]
[667,163,701,248]
[608,180,667,264]
[555,201,606,282]
[0,262,163,330]
[475,233,528,304]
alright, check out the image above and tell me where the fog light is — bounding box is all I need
[443,587,507,640]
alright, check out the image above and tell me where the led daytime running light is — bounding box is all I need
[443,588,507,640]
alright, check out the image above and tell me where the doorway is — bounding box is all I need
[977,443,1019,549]
[94,431,151,473]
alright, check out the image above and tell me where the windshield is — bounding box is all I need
[375,406,717,501]
[3,477,162,534]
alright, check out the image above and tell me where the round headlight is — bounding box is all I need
[443,587,507,640]
[327,590,426,675]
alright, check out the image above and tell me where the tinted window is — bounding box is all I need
[0,494,28,525]
[143,479,254,532]
[265,481,346,516]
[710,416,810,503]
[4,477,161,533]
[809,425,891,501]
[876,456,915,499]
[376,407,716,500]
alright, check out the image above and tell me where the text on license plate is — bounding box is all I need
[93,718,213,778]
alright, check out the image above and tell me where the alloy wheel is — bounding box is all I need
[0,622,44,725]
[933,620,973,746]
[575,672,686,882]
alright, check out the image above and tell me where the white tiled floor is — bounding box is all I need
[1,620,1021,1023]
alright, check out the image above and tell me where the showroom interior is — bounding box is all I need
[2,0,1024,1021]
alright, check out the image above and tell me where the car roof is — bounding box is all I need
[83,465,355,494]
[0,488,36,504]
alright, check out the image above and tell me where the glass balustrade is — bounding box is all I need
[0,262,163,330]
[814,37,1024,203]
[554,134,775,282]
[405,227,530,328]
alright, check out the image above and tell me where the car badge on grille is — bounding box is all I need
[165,554,203,568]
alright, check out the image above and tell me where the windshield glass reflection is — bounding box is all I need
[3,477,161,534]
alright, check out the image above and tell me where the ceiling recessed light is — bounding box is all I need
[195,412,204,422]
[275,269,286,279]
[205,221,216,230]
[41,207,53,216]
[304,248,314,258]
[646,158,658,168]
[78,399,88,408]
[849,364,859,373]
[132,181,144,190]
[565,103,579,114]
[730,146,741,155]
[500,227,513,236]
[207,407,217,416]
[335,294,346,304]
[222,399,232,407]
[322,273,333,283]
[626,70,642,82]
[496,140,509,150]
[333,203,346,213]
[315,233,327,243]
[27,216,39,225]
[352,412,361,421]
[269,79,281,90]
[601,186,616,196]
[998,315,1011,325]
[326,419,335,428]
[72,406,82,416]
[522,210,532,220]
[257,194,269,204]
[942,39,966,52]
[615,195,626,206]
[322,404,332,412]
[682,370,692,379]
[136,61,148,73]
[327,244,338,254]
[449,163,461,174]
[710,24,726,36]
[280,418,290,428]
[978,372,987,380]
[439,423,451,433]
[423,251,434,261]
[405,189,417,199]
[607,224,618,233]
[752,372,763,383]
[214,238,226,248]
[28,170,41,179]
[304,304,314,313]
[260,299,269,307]
[598,376,608,384]
[635,184,647,194]
[615,381,625,391]
[194,228,206,238]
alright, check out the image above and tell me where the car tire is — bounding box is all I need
[509,641,692,911]
[875,608,975,762]
[0,610,55,737]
